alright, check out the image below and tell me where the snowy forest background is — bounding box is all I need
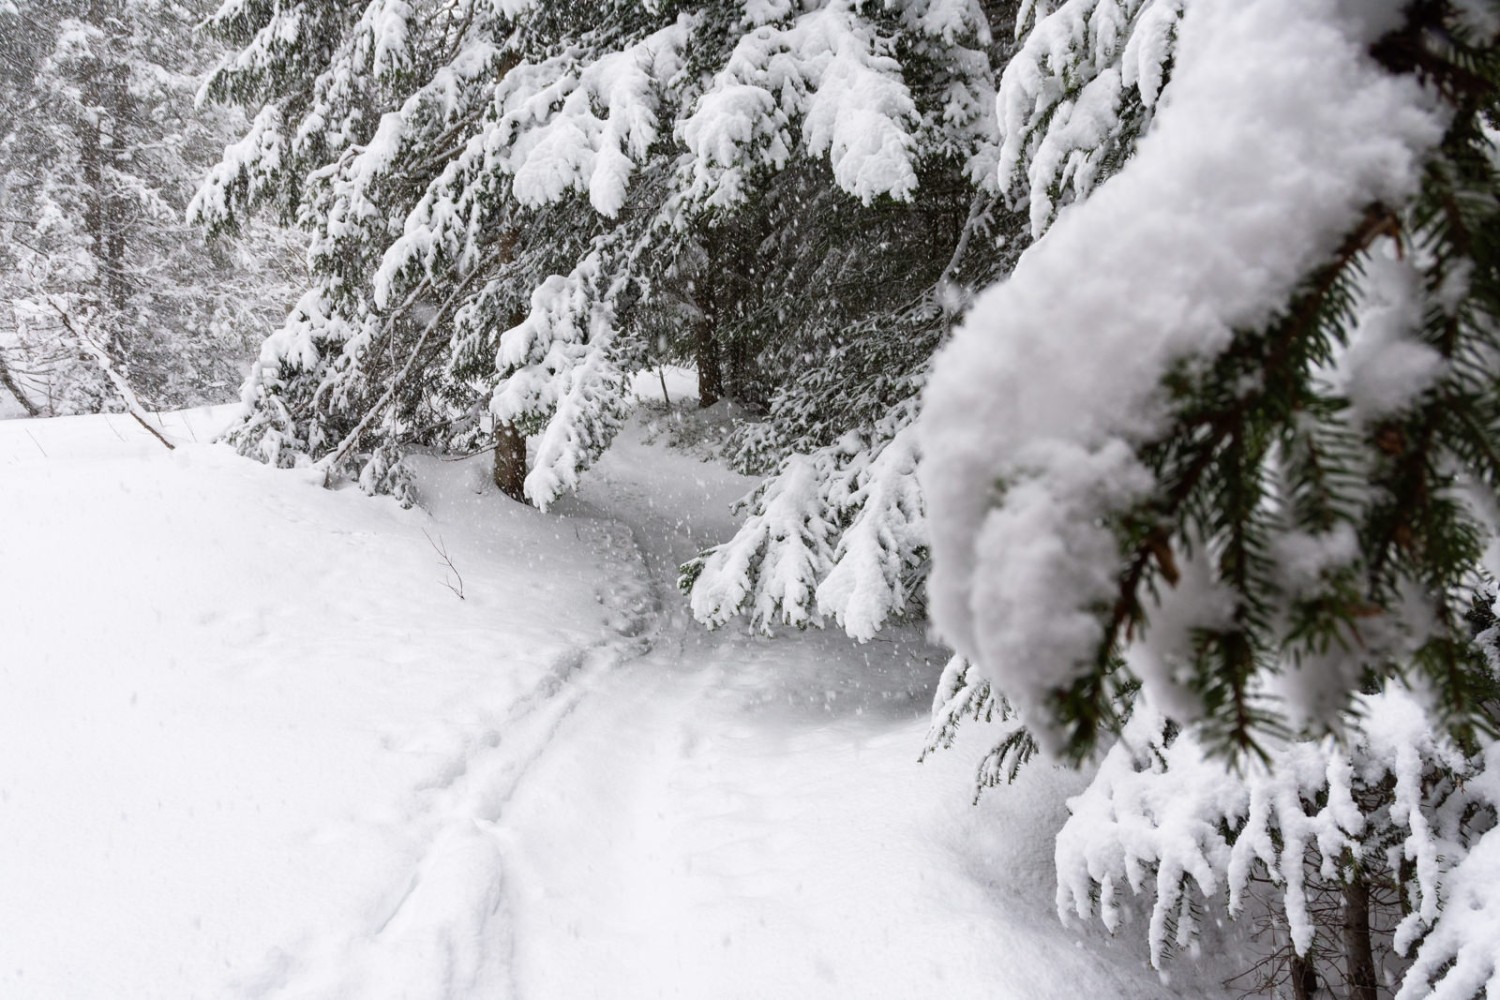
[6,0,1500,998]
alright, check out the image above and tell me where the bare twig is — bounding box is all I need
[422,529,465,600]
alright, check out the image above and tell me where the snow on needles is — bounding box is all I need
[1055,685,1488,974]
[688,403,928,640]
[489,252,630,510]
[679,0,923,209]
[1396,743,1500,1000]
[919,0,1444,756]
[507,18,691,219]
[997,0,1186,236]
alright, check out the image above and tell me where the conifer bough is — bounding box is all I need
[921,0,1500,763]
[195,0,1013,636]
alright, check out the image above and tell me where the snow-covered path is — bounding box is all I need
[400,422,1231,1000]
[1,407,1236,999]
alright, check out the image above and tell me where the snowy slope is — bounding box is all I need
[1,409,620,997]
[1,404,1240,999]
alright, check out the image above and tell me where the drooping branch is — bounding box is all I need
[313,251,499,481]
[45,299,174,451]
[1064,206,1402,757]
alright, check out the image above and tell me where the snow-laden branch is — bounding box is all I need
[1056,687,1482,974]
[997,0,1184,235]
[488,252,630,510]
[919,0,1445,756]
[680,0,923,209]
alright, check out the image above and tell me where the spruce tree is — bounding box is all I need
[196,0,1019,527]
[0,0,293,417]
[1053,679,1500,1000]
[921,0,1500,763]
[681,2,1027,638]
[921,5,1500,994]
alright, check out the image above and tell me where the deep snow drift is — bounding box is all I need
[1,398,1240,998]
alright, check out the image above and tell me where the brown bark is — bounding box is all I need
[690,232,725,409]
[1342,876,1379,1000]
[493,419,528,503]
[492,302,531,501]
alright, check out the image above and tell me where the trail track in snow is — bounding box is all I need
[254,512,663,1000]
[1,406,1242,999]
[395,420,1240,1000]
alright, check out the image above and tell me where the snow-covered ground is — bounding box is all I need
[2,399,1239,999]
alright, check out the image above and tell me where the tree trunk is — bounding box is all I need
[80,99,105,318]
[104,61,131,320]
[725,331,752,405]
[695,316,723,408]
[1290,951,1319,1000]
[493,419,528,503]
[1342,876,1379,1000]
[692,245,725,408]
[82,0,130,347]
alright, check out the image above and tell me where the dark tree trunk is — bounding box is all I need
[103,41,132,327]
[695,316,723,408]
[693,232,726,408]
[1290,951,1319,1000]
[1342,877,1379,1000]
[80,108,105,313]
[491,297,531,503]
[493,419,528,503]
[82,0,130,347]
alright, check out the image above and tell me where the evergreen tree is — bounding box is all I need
[0,0,294,417]
[676,2,1027,637]
[921,0,1500,765]
[195,0,1019,528]
[920,5,1500,993]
